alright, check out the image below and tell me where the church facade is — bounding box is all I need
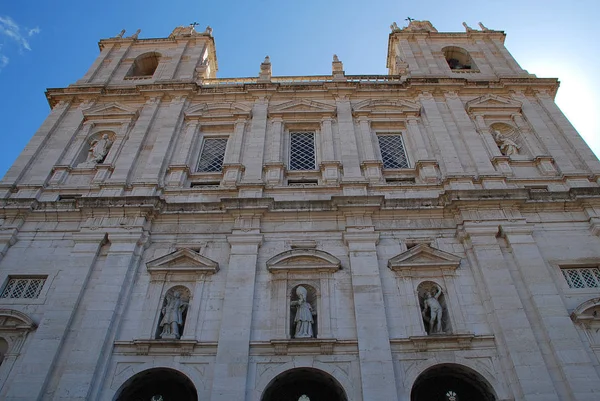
[0,20,599,401]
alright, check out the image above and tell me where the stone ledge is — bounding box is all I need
[390,333,495,352]
[113,339,217,356]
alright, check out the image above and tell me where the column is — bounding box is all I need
[335,98,363,181]
[319,117,341,184]
[264,117,284,185]
[419,94,465,175]
[4,232,106,400]
[103,97,161,191]
[406,118,439,183]
[501,223,600,401]
[210,227,262,401]
[357,117,382,183]
[398,40,418,75]
[416,37,442,74]
[458,223,558,400]
[222,119,247,186]
[51,229,148,400]
[139,96,187,183]
[182,274,207,340]
[159,41,188,80]
[536,91,600,175]
[76,44,114,84]
[241,99,269,183]
[344,226,399,401]
[166,121,199,187]
[94,43,132,84]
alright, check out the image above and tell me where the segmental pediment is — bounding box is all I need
[353,99,421,118]
[267,249,341,273]
[0,309,36,331]
[82,102,139,121]
[146,248,219,274]
[388,243,461,271]
[268,99,336,118]
[466,94,522,115]
[185,102,252,120]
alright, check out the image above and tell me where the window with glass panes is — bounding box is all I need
[289,132,316,170]
[561,267,600,289]
[1,277,46,299]
[377,134,409,169]
[196,138,227,172]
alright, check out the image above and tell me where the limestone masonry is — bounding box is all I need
[0,20,599,401]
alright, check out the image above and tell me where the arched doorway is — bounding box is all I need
[114,367,197,401]
[261,367,348,401]
[411,364,496,401]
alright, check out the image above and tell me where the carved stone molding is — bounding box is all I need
[146,248,219,278]
[388,243,461,273]
[269,338,338,355]
[267,248,341,274]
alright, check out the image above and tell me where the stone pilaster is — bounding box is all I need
[264,117,284,185]
[319,117,341,184]
[344,224,399,401]
[335,98,363,181]
[457,222,558,400]
[166,121,199,187]
[241,99,269,184]
[222,119,248,186]
[210,215,262,401]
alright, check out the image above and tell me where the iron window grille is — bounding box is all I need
[378,134,409,169]
[1,277,46,299]
[196,138,227,172]
[289,132,316,171]
[562,267,600,289]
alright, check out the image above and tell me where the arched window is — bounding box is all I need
[127,52,161,78]
[442,46,476,71]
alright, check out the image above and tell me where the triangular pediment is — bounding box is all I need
[83,102,139,120]
[185,102,252,120]
[388,243,461,271]
[0,309,36,331]
[269,99,336,117]
[353,99,421,118]
[466,95,522,114]
[147,248,219,274]
[267,249,341,273]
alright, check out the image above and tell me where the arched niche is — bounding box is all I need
[127,52,161,78]
[489,122,526,157]
[113,367,197,401]
[417,281,452,335]
[571,297,600,363]
[0,309,36,386]
[261,367,348,401]
[411,363,496,401]
[442,46,477,71]
[290,284,318,338]
[76,130,117,167]
[267,248,340,340]
[156,285,191,340]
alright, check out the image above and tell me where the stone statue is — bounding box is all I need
[130,29,141,39]
[205,26,213,36]
[291,286,316,338]
[422,285,443,334]
[494,131,520,156]
[390,22,400,31]
[462,22,475,32]
[478,22,490,31]
[150,396,164,401]
[333,54,340,63]
[89,134,113,164]
[115,29,125,38]
[298,395,310,401]
[159,291,188,339]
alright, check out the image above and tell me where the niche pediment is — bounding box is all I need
[466,95,522,115]
[82,102,139,121]
[146,248,219,275]
[267,249,341,273]
[269,99,336,118]
[388,243,461,271]
[185,102,252,120]
[0,309,36,332]
[353,99,421,118]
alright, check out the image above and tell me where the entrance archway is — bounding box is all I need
[114,367,197,401]
[411,363,496,401]
[261,367,348,401]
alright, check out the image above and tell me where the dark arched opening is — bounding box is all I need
[261,367,347,401]
[128,52,161,77]
[114,367,197,401]
[411,363,496,401]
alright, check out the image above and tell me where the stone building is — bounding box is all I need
[0,19,599,401]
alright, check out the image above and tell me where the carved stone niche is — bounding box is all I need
[571,297,600,362]
[266,248,341,346]
[388,243,466,337]
[140,248,219,342]
[0,309,36,385]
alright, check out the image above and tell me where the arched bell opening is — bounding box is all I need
[261,367,348,401]
[411,363,496,401]
[114,367,197,401]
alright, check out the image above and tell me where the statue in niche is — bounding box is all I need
[298,395,310,401]
[79,133,113,167]
[291,286,316,338]
[421,284,444,334]
[159,290,188,339]
[493,130,520,156]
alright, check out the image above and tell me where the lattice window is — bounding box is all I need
[289,132,316,171]
[1,277,46,299]
[196,138,227,172]
[378,134,409,169]
[562,267,600,289]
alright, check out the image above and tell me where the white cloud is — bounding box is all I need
[0,15,39,72]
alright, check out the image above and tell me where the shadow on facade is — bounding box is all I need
[261,367,348,401]
[411,363,496,401]
[114,367,197,401]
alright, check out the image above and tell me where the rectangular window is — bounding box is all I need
[1,277,47,299]
[196,138,227,172]
[289,132,316,171]
[378,134,409,169]
[562,267,600,289]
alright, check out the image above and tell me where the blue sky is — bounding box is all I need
[1,0,599,178]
